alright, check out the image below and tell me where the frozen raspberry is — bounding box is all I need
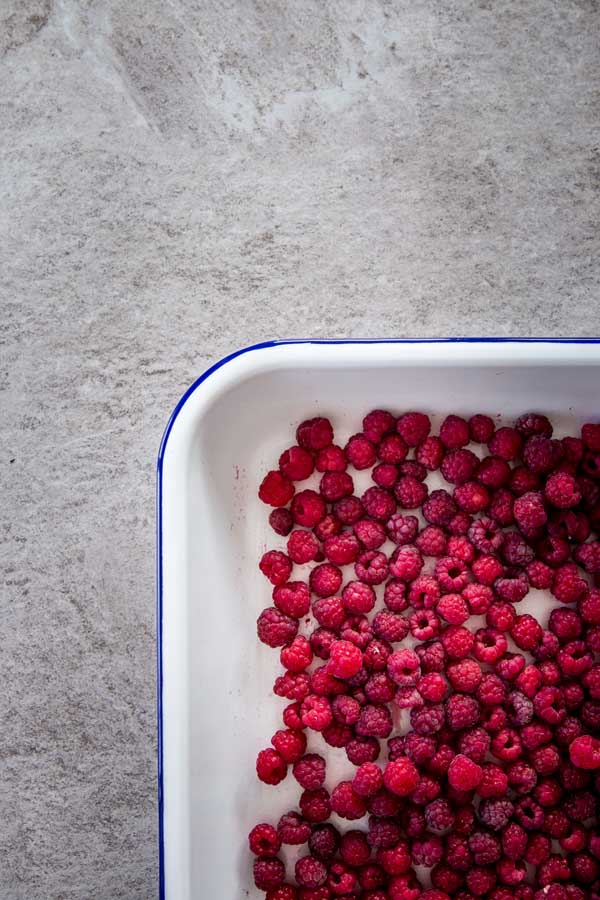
[299,788,331,823]
[314,514,342,542]
[372,462,399,488]
[310,564,342,598]
[469,830,502,865]
[367,817,402,849]
[489,426,522,461]
[360,486,395,522]
[297,417,333,451]
[441,448,479,485]
[307,824,339,862]
[260,550,293,586]
[269,507,294,536]
[574,541,600,574]
[470,413,495,443]
[315,444,346,473]
[441,625,474,659]
[457,727,490,764]
[249,823,282,857]
[515,412,553,438]
[254,857,286,890]
[363,638,393,672]
[487,490,514,528]
[345,735,379,766]
[510,465,541,497]
[301,696,332,731]
[280,446,315,481]
[454,481,490,513]
[258,608,299,648]
[478,763,508,798]
[368,788,403,819]
[342,580,375,614]
[327,640,363,679]
[410,702,445,736]
[356,703,393,738]
[523,435,564,473]
[478,798,514,832]
[545,470,581,508]
[363,409,396,443]
[378,433,409,464]
[550,507,591,541]
[401,732,435,764]
[272,728,307,763]
[387,648,420,685]
[395,411,430,446]
[322,721,353,748]
[277,813,311,846]
[383,758,419,796]
[330,781,367,820]
[422,489,456,527]
[510,614,542,651]
[410,836,444,867]
[295,856,328,889]
[257,748,287,785]
[385,514,417,547]
[501,531,534,567]
[466,519,501,556]
[345,434,377,470]
[447,658,482,693]
[448,511,473,535]
[414,525,447,558]
[447,693,481,730]
[293,754,326,790]
[339,830,371,867]
[424,798,454,834]
[334,495,365,525]
[526,559,554,590]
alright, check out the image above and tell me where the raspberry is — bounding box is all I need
[293,754,326,790]
[523,435,564,473]
[524,832,551,865]
[285,532,318,566]
[537,855,571,887]
[423,489,457,526]
[480,706,507,733]
[260,469,295,507]
[363,409,396,443]
[471,557,503,589]
[425,798,455,834]
[308,824,339,862]
[309,667,345,697]
[449,510,475,533]
[395,411,430,446]
[466,867,497,895]
[574,541,600,574]
[258,607,299,648]
[315,444,347,472]
[515,797,545,831]
[282,701,304,730]
[570,852,599,884]
[545,470,581,508]
[515,664,542,699]
[448,754,483,791]
[558,640,592,677]
[580,588,600,624]
[513,491,547,534]
[441,625,474,659]
[346,735,380,765]
[249,823,282,857]
[389,544,424,581]
[356,703,393,738]
[272,728,307,763]
[330,781,367,820]
[470,414,495,443]
[510,465,541,497]
[490,728,523,762]
[372,462,399,488]
[439,414,469,449]
[363,638,393,671]
[476,455,511,490]
[359,864,387,891]
[299,788,331,823]
[473,628,507,664]
[387,648,420,685]
[290,490,326,528]
[322,722,353,748]
[266,886,298,900]
[326,640,362,679]
[441,448,478,485]
[279,446,314,482]
[256,747,287,785]
[553,564,588,604]
[340,614,373,649]
[537,533,570,567]
[339,830,371,866]
[569,734,600,769]
[510,615,542,651]
[367,817,402,849]
[328,860,359,894]
[478,763,508,798]
[434,556,470,592]
[416,525,448,557]
[505,690,533,726]
[295,856,328,889]
[273,581,310,618]
[279,638,312,678]
[310,564,343,598]
[378,433,409,463]
[418,672,448,702]
[254,857,286,890]
[415,640,446,673]
[384,759,420,796]
[454,481,490,513]
[446,693,481,730]
[478,798,514,832]
[582,421,600,451]
[353,517,387,550]
[368,788,403,819]
[526,559,554,589]
[312,595,345,629]
[447,659,482,693]
[488,426,522,461]
[334,495,365,524]
[501,821,528,860]
[301,696,333,731]
[411,836,444,867]
[314,514,342,542]
[495,652,526,681]
[260,550,294,586]
[355,550,389,585]
[400,464,428,484]
[269,507,294,536]
[297,417,334,451]
[377,841,412,875]
[352,762,383,797]
[469,830,502,865]
[369,611,407,644]
[409,609,440,641]
[345,433,377,470]
[319,471,354,502]
[501,533,534,569]
[436,593,469,625]
[459,727,490,763]
[341,580,375,614]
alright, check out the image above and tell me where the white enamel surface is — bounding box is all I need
[159,341,600,900]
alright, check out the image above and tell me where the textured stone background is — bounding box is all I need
[1,0,599,897]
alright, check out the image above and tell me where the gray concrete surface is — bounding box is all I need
[1,0,599,897]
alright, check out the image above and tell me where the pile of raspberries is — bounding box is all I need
[250,410,600,900]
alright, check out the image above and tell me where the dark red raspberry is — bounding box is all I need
[472,555,504,587]
[415,640,446,673]
[269,507,294,536]
[436,593,469,625]
[467,517,502,555]
[353,517,386,550]
[356,703,393,738]
[424,798,455,834]
[315,444,347,472]
[537,855,571,887]
[328,860,359,893]
[363,409,396,443]
[352,762,384,797]
[470,413,495,443]
[501,821,528,861]
[258,607,299,648]
[254,857,286,890]
[260,550,293,585]
[293,754,326,790]
[260,470,295,507]
[311,596,343,629]
[301,695,332,731]
[265,885,298,900]
[496,652,526,681]
[339,829,371,866]
[310,564,342,598]
[249,823,282,857]
[574,541,600,574]
[449,510,473,535]
[291,490,326,528]
[393,475,428,509]
[309,667,345,697]
[257,748,287,785]
[454,481,490,513]
[469,830,502,865]
[415,525,448,557]
[411,836,444,867]
[274,581,310,618]
[537,533,570,567]
[580,588,600,624]
[476,455,511,489]
[459,727,490,763]
[367,817,402,849]
[441,448,479,484]
[363,637,393,671]
[526,559,554,589]
[478,798,514,832]
[342,580,376,614]
[423,489,457,526]
[322,722,353,748]
[582,421,600,451]
[409,609,440,641]
[308,823,340,861]
[287,531,319,565]
[383,758,419,796]
[314,513,342,542]
[511,615,542,651]
[440,414,469,449]
[488,488,514,526]
[360,486,395,521]
[386,513,418,546]
[414,435,444,471]
[319,471,354,502]
[368,788,403,818]
[525,435,565,473]
[372,462,399,488]
[501,531,534,567]
[295,856,328,889]
[569,734,600,769]
[447,658,482,693]
[491,728,523,762]
[446,693,481,730]
[377,840,412,875]
[545,470,581,507]
[515,412,553,438]
[441,625,474,659]
[489,426,522,461]
[473,628,507,664]
[552,563,588,604]
[478,764,508,798]
[334,495,365,525]
[346,735,380,765]
[400,459,429,480]
[345,433,377,470]
[371,610,409,643]
[510,465,541,497]
[448,754,483,790]
[280,446,315,481]
[355,550,389,585]
[387,648,420,685]
[340,614,372,649]
[330,781,367,820]
[359,864,387,891]
[378,433,409,464]
[299,788,331,823]
[296,417,334,451]
[513,490,547,533]
[272,728,307,763]
[396,411,430,446]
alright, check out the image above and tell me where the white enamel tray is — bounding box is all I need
[157,339,600,900]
